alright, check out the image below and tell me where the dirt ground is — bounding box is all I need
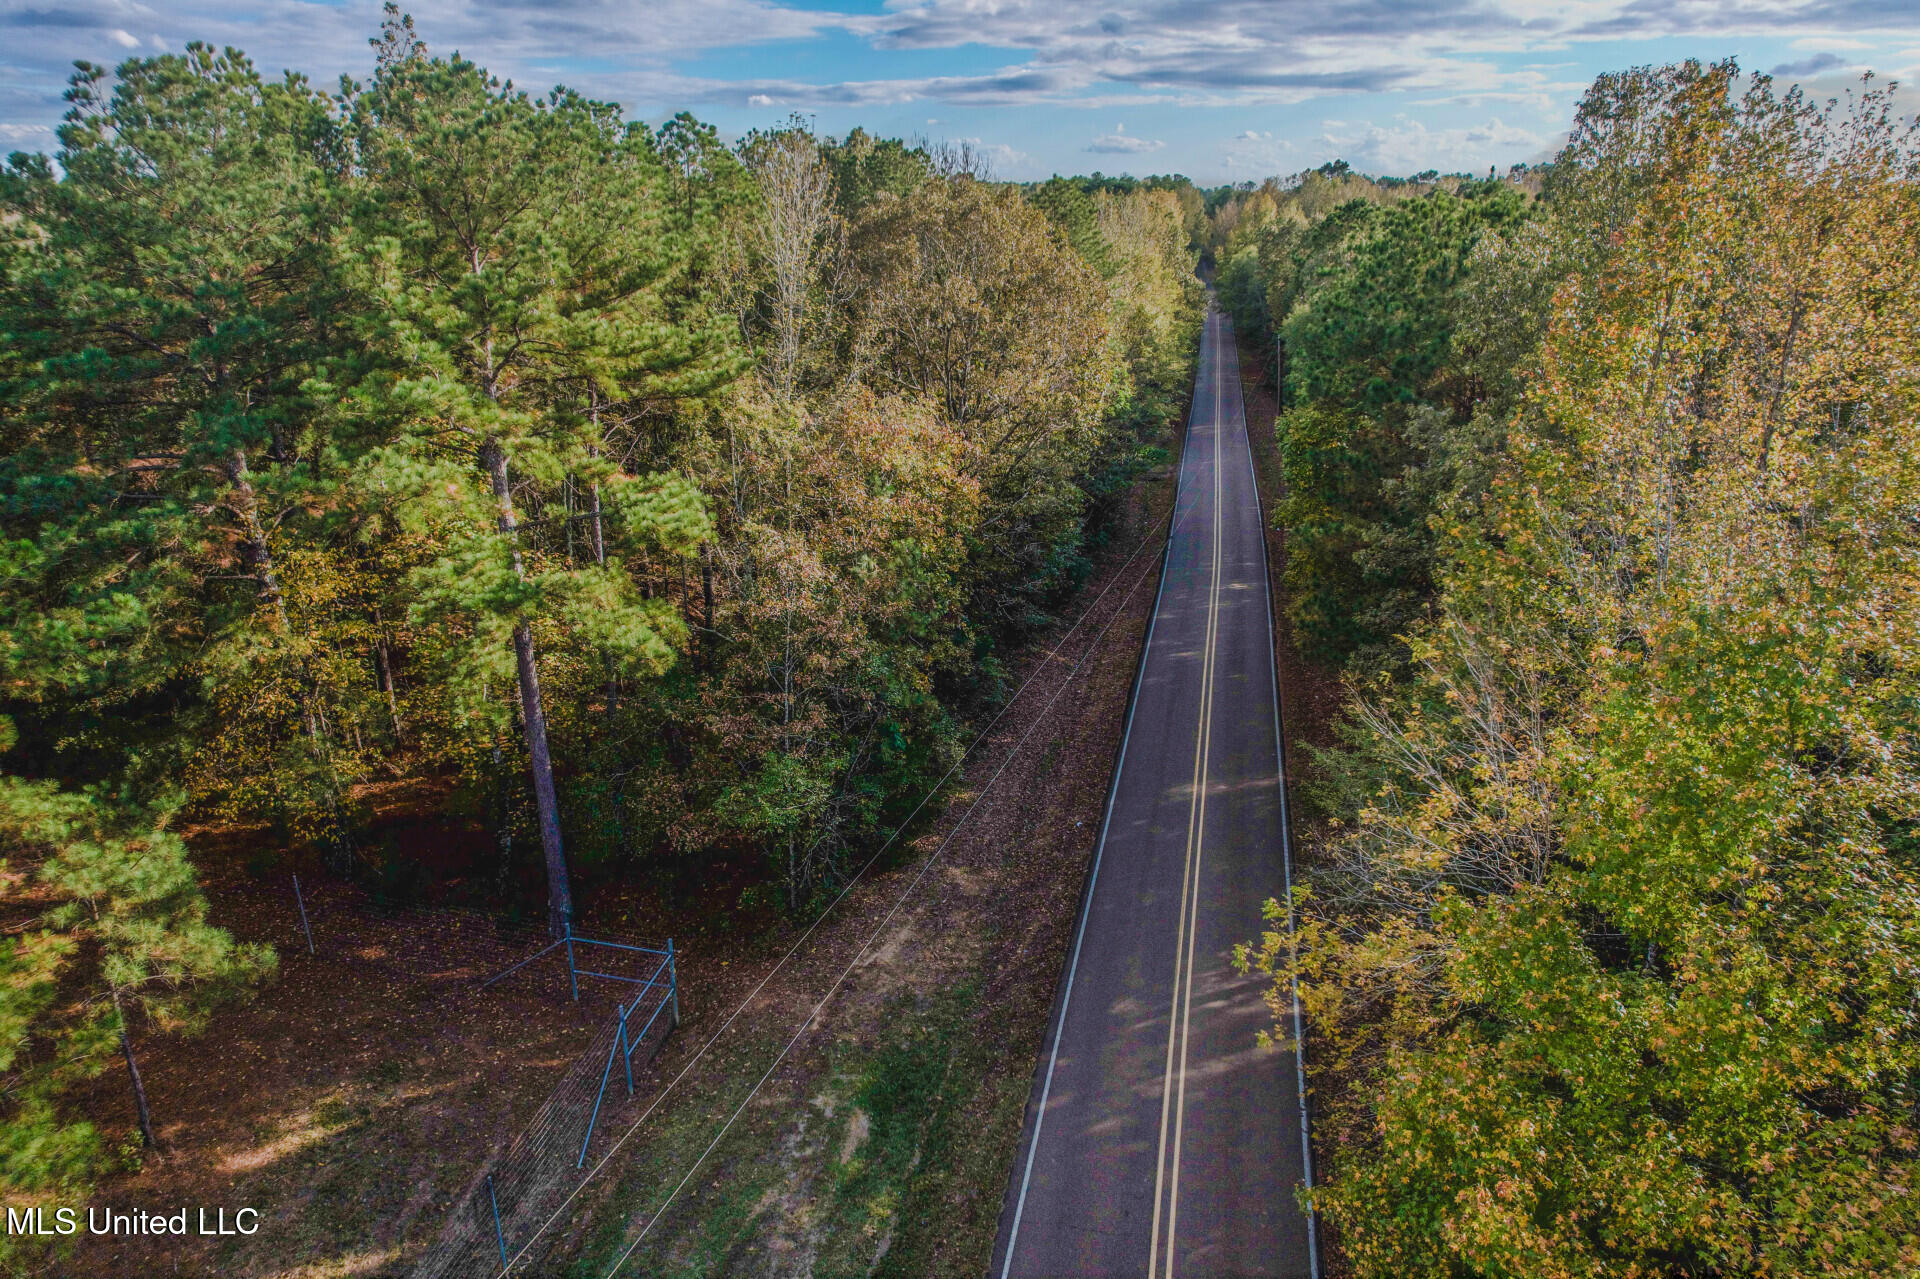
[52,794,793,1279]
[57,853,598,1277]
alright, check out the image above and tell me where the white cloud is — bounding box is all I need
[957,136,1032,169]
[0,0,1914,160]
[0,0,875,145]
[1222,127,1293,173]
[0,122,54,141]
[859,0,1920,111]
[1317,114,1549,176]
[1087,123,1164,153]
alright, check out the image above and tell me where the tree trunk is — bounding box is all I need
[590,477,618,718]
[511,620,571,936]
[226,450,286,626]
[586,412,618,722]
[587,408,608,569]
[113,989,158,1151]
[373,624,404,747]
[232,448,351,865]
[700,545,715,671]
[483,439,574,938]
[588,479,606,566]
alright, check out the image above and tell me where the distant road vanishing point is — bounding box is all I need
[992,298,1317,1279]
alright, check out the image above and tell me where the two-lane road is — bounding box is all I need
[993,300,1316,1278]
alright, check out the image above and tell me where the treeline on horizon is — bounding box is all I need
[1227,62,1920,1277]
[0,9,1202,1204]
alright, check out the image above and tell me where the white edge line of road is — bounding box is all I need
[1231,314,1322,1279]
[997,307,1205,1279]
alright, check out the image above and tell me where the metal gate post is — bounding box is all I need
[668,938,679,1028]
[579,1026,622,1167]
[292,875,315,955]
[488,1173,508,1270]
[620,1000,634,1095]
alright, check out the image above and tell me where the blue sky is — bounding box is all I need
[4,2,1918,182]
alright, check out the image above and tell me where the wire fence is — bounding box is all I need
[269,871,562,990]
[256,869,681,1276]
[407,926,678,1278]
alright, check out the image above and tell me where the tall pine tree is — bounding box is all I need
[336,50,734,934]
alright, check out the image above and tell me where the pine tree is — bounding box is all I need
[336,53,734,935]
[0,749,273,1187]
[0,47,353,839]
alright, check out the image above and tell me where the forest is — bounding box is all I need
[0,11,1202,1224]
[1228,63,1920,1278]
[4,7,1919,1276]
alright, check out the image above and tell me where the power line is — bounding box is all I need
[496,502,1184,1276]
[599,502,1180,1277]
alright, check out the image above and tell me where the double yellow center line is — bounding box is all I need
[1147,305,1227,1279]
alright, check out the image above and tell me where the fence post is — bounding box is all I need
[579,1026,623,1168]
[668,938,679,1028]
[620,999,634,1096]
[563,920,578,1002]
[488,1173,507,1270]
[292,875,315,956]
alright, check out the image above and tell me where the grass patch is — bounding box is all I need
[814,978,1027,1279]
[816,985,977,1276]
[861,987,1026,1279]
[566,1084,797,1279]
[572,976,1026,1279]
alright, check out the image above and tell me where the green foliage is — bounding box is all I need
[1028,177,1113,275]
[823,127,932,214]
[1085,185,1204,521]
[1219,178,1535,664]
[0,44,348,816]
[1282,185,1527,412]
[849,176,1118,626]
[0,6,1201,1197]
[0,780,272,1196]
[1244,61,1920,1278]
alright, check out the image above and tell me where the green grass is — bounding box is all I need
[572,971,1030,1279]
[816,985,977,1277]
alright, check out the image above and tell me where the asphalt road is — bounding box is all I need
[991,300,1316,1278]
